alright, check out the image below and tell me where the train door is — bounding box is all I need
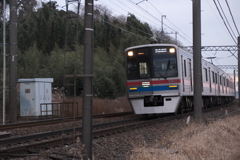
[126,47,152,95]
[215,72,219,95]
[209,68,212,93]
[226,79,228,94]
[182,57,191,94]
[138,61,152,96]
[217,73,220,95]
[188,59,193,93]
[212,71,216,95]
[223,77,225,94]
[181,55,185,92]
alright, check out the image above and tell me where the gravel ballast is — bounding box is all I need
[7,101,240,160]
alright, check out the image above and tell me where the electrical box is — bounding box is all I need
[18,78,53,116]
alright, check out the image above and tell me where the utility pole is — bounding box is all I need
[2,0,6,125]
[161,15,166,33]
[193,0,202,121]
[82,0,94,159]
[238,36,240,106]
[160,15,166,43]
[175,32,178,44]
[9,0,18,123]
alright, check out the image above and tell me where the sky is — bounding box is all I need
[49,0,240,73]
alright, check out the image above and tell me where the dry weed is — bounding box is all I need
[56,95,132,116]
[130,114,240,160]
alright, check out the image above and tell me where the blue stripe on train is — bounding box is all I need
[128,85,178,92]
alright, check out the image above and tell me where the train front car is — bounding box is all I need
[125,44,181,115]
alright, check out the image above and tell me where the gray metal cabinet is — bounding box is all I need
[18,78,53,116]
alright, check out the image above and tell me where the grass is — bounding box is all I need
[129,114,240,160]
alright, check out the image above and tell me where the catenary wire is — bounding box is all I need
[127,0,192,45]
[216,0,237,39]
[97,0,191,45]
[213,0,237,44]
[94,4,153,38]
[147,0,192,43]
[225,0,240,36]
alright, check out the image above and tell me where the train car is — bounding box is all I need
[125,44,235,115]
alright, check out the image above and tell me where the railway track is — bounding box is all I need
[0,114,185,158]
[0,111,133,131]
[0,102,236,159]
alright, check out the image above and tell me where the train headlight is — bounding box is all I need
[169,48,175,53]
[128,51,133,56]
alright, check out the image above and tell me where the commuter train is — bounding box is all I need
[125,44,235,115]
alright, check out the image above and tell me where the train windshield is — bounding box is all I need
[152,47,178,78]
[127,47,151,80]
[126,46,178,80]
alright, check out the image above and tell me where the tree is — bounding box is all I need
[18,0,38,19]
[18,45,47,78]
[126,13,152,38]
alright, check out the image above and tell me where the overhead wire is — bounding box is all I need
[114,0,172,33]
[114,0,182,43]
[204,0,238,66]
[213,0,237,44]
[225,0,240,36]
[51,0,152,40]
[206,0,225,30]
[98,0,190,44]
[98,0,237,66]
[93,0,193,46]
[101,18,151,40]
[126,0,193,45]
[147,0,192,43]
[94,3,153,38]
[53,0,238,66]
[94,4,153,41]
[216,0,236,39]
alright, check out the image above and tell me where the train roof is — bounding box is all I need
[125,43,178,52]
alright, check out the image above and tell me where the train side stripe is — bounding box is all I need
[126,79,181,86]
[128,85,179,92]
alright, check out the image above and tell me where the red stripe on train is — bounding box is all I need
[126,79,181,86]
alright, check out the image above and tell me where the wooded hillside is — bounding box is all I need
[0,0,180,98]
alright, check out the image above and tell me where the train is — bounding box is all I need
[125,44,235,115]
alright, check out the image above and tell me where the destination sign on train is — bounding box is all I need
[155,48,167,53]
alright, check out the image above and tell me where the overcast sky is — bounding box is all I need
[52,0,240,71]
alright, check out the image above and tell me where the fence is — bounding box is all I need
[40,102,80,118]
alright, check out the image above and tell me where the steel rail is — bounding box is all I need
[0,117,140,147]
[0,102,235,158]
[0,115,182,158]
[0,112,133,131]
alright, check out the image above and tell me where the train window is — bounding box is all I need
[184,60,186,77]
[212,71,215,83]
[220,75,222,85]
[152,46,178,78]
[209,68,212,92]
[204,68,208,81]
[223,77,225,86]
[139,62,148,78]
[126,47,150,80]
[215,73,217,84]
[189,60,193,91]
